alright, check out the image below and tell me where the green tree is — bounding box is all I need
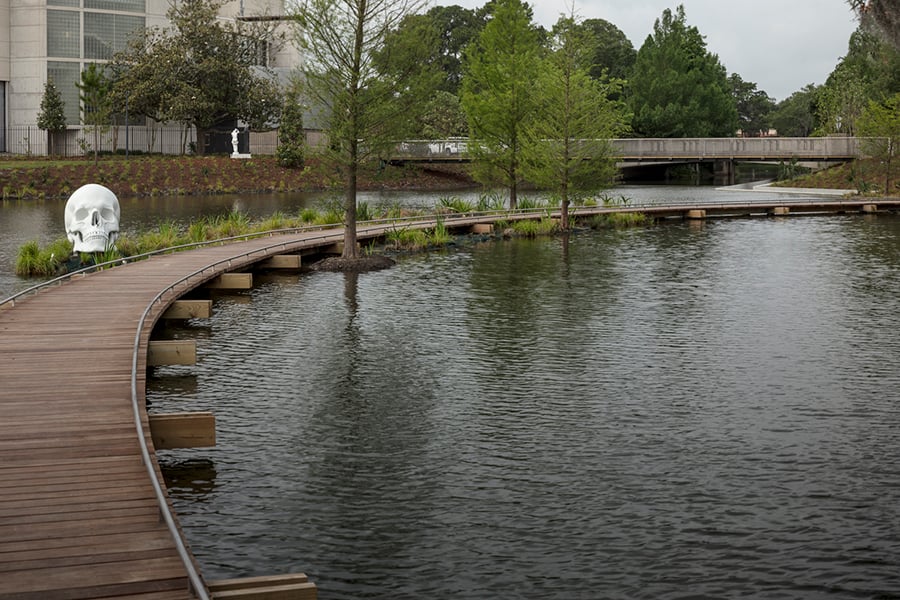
[522,14,626,230]
[418,90,468,138]
[856,92,900,194]
[629,4,737,138]
[76,64,111,164]
[461,0,542,209]
[109,0,282,154]
[37,78,68,156]
[847,0,900,50]
[729,73,775,136]
[291,0,431,260]
[817,28,900,135]
[276,79,305,168]
[427,5,485,94]
[581,18,636,82]
[770,84,820,136]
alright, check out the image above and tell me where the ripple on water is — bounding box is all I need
[150,216,900,599]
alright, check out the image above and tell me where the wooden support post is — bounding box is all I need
[161,299,213,319]
[862,204,878,213]
[769,206,790,216]
[148,340,197,366]
[256,254,302,270]
[208,574,317,600]
[149,412,215,449]
[470,223,493,234]
[206,273,253,290]
[685,209,706,219]
[320,242,344,255]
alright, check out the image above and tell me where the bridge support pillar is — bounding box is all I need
[714,159,735,186]
[862,204,878,213]
[769,206,790,216]
[685,209,706,219]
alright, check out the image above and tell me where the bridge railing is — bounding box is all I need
[611,137,861,160]
[389,136,864,162]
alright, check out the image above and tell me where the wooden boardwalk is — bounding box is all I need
[0,226,350,600]
[1,197,898,599]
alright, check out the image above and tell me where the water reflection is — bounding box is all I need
[144,215,900,598]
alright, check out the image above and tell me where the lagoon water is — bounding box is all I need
[4,186,900,598]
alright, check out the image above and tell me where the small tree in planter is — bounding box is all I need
[37,78,67,156]
[276,80,305,168]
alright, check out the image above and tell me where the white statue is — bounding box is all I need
[64,183,120,253]
[231,128,239,154]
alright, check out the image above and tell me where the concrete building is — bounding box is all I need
[0,0,299,155]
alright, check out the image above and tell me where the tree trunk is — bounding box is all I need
[343,141,360,259]
[561,198,570,231]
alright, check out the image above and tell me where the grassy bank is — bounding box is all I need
[0,154,476,200]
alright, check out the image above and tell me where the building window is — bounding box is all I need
[47,62,82,125]
[84,0,146,13]
[47,11,81,59]
[84,12,144,60]
[48,0,80,7]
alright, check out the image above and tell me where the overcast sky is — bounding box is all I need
[437,0,861,102]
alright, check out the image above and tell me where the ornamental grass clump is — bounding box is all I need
[510,217,558,237]
[15,238,72,277]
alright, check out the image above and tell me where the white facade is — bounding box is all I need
[1,0,300,154]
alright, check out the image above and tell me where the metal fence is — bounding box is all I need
[2,125,288,157]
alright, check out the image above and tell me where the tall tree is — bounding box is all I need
[461,0,542,209]
[848,0,900,50]
[729,73,775,136]
[522,14,626,230]
[76,64,111,165]
[629,4,737,138]
[428,5,485,94]
[770,84,820,137]
[37,78,67,156]
[856,92,900,195]
[817,27,900,135]
[580,18,636,82]
[109,0,282,154]
[291,0,432,260]
[276,78,305,168]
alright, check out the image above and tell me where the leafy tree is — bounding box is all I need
[847,0,900,50]
[276,79,305,168]
[427,5,485,94]
[770,84,820,136]
[419,90,468,138]
[729,73,775,136]
[291,0,432,260]
[461,0,543,209]
[629,4,737,138]
[77,64,112,164]
[109,0,282,154]
[522,14,626,230]
[37,78,68,156]
[580,18,636,82]
[817,27,900,135]
[856,92,900,194]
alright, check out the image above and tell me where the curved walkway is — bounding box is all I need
[0,225,354,599]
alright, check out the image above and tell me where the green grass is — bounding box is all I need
[510,217,558,237]
[15,238,72,277]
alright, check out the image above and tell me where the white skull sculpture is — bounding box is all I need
[64,184,120,253]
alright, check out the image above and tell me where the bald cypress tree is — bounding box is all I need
[461,0,542,210]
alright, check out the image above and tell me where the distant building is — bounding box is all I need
[0,0,300,155]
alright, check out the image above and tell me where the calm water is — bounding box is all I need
[0,184,803,300]
[145,211,900,599]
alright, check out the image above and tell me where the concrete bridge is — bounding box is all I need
[390,137,861,183]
